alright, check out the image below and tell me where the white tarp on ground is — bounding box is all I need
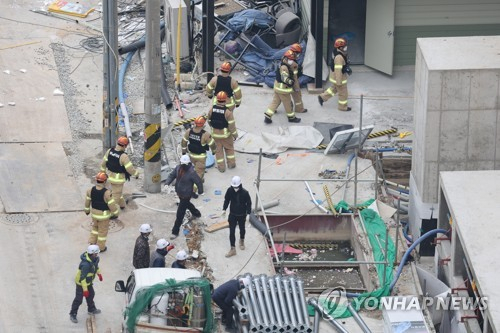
[234,126,324,154]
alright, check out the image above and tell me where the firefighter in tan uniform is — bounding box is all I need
[264,50,301,124]
[84,172,119,252]
[208,91,238,172]
[318,38,352,111]
[289,43,308,114]
[100,136,139,209]
[181,115,216,182]
[206,62,242,112]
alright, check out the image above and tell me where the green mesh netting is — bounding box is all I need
[319,205,396,318]
[125,278,214,332]
[335,199,375,213]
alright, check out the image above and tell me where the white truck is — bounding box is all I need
[115,268,213,333]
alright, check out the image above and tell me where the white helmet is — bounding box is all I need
[239,277,251,288]
[176,250,188,260]
[231,176,241,187]
[87,244,100,254]
[156,239,170,249]
[139,223,152,233]
[180,155,191,165]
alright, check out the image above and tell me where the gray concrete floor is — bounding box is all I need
[0,0,417,331]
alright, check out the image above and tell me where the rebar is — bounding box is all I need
[282,277,298,328]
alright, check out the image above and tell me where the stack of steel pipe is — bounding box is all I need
[233,274,312,333]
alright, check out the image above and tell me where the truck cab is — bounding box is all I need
[115,268,211,333]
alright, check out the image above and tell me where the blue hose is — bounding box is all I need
[345,228,448,298]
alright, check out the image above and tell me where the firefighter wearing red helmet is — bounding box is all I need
[206,62,242,112]
[318,37,352,111]
[208,91,239,172]
[289,43,308,114]
[264,50,301,124]
[181,115,216,183]
[84,172,119,252]
[100,136,139,209]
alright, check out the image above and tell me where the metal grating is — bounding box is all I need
[82,219,124,233]
[1,213,38,226]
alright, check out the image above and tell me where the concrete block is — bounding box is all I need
[439,111,468,162]
[424,111,441,162]
[495,111,500,161]
[423,162,439,203]
[441,71,471,111]
[466,160,494,170]
[470,70,500,110]
[440,161,466,172]
[467,109,497,160]
[427,71,442,111]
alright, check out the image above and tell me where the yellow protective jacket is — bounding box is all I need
[273,64,293,94]
[206,75,242,108]
[100,145,139,184]
[84,184,120,220]
[330,53,348,86]
[208,104,238,139]
[181,127,216,157]
[74,252,101,291]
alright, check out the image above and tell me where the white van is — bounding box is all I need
[115,268,210,333]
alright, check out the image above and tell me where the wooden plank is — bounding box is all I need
[204,220,229,233]
[0,143,82,213]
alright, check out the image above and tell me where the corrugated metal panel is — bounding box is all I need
[395,0,500,26]
[394,24,500,65]
[300,0,311,33]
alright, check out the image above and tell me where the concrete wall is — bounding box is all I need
[412,36,500,205]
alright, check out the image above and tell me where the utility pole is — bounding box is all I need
[202,0,214,82]
[102,0,119,150]
[143,0,162,193]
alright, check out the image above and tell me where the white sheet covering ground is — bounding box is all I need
[234,125,324,154]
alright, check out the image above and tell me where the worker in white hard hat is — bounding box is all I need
[165,155,204,240]
[150,239,175,268]
[171,249,188,269]
[69,245,103,324]
[212,276,251,330]
[133,223,153,269]
[222,175,252,258]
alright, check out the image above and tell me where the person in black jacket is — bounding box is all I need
[222,176,252,258]
[150,239,175,267]
[212,277,250,330]
[165,155,204,240]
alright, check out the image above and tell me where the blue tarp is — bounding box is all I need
[222,9,313,86]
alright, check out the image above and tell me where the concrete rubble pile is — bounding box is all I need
[234,274,312,333]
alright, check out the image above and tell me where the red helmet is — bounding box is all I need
[334,38,347,49]
[96,172,108,183]
[220,62,232,73]
[194,116,206,127]
[117,136,129,147]
[283,49,296,61]
[290,43,302,54]
[216,91,228,103]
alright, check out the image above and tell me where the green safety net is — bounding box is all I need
[125,278,214,332]
[335,199,375,213]
[318,205,396,318]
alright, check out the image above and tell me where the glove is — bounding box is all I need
[98,274,103,282]
[83,290,90,298]
[167,245,175,251]
[287,78,295,87]
[207,94,213,99]
[85,212,89,216]
[236,104,240,108]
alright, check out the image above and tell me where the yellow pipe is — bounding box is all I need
[176,0,182,91]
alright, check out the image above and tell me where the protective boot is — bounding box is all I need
[239,239,245,250]
[225,247,236,257]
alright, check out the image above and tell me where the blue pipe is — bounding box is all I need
[374,147,412,152]
[119,50,136,105]
[345,228,448,298]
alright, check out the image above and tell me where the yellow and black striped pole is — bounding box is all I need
[368,127,397,139]
[323,184,339,216]
[173,114,208,127]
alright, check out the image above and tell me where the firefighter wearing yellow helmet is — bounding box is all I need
[318,37,352,111]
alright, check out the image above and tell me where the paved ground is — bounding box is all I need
[0,0,416,332]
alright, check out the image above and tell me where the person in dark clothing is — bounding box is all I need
[133,223,152,269]
[150,239,175,268]
[165,155,204,240]
[171,250,188,269]
[212,277,251,330]
[69,245,103,323]
[222,176,252,258]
